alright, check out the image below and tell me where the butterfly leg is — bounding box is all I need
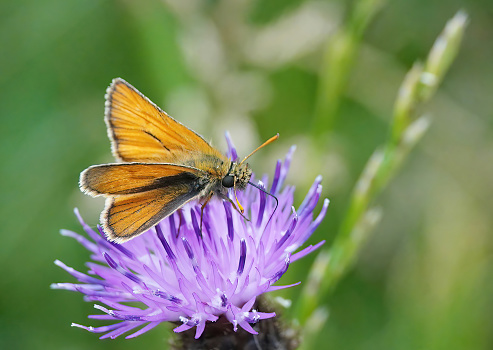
[200,192,214,233]
[217,193,251,222]
[176,209,185,237]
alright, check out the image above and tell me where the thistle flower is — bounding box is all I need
[52,137,329,340]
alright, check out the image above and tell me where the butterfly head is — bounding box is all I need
[221,162,252,215]
[222,162,252,190]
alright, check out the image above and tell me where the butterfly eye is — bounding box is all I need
[222,175,235,188]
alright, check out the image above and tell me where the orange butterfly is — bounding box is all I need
[80,78,278,243]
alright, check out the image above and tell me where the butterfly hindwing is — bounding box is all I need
[102,185,203,243]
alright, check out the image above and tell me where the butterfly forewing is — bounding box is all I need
[80,163,204,196]
[106,78,224,164]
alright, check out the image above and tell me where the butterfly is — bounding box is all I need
[79,78,278,243]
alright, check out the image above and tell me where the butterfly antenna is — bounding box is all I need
[239,134,279,166]
[234,133,279,216]
[248,181,279,227]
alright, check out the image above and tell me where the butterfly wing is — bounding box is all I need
[80,163,208,242]
[105,78,224,164]
[102,187,200,243]
[80,163,204,196]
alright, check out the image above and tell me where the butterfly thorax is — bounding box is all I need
[180,153,229,179]
[180,154,251,193]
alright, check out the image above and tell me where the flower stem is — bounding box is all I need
[296,10,468,329]
[312,0,385,137]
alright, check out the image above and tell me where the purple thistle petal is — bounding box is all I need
[72,322,121,333]
[54,260,110,286]
[220,293,228,307]
[168,215,177,238]
[195,320,206,339]
[238,319,258,335]
[103,253,142,284]
[255,181,267,228]
[270,255,290,283]
[55,138,328,339]
[275,209,298,250]
[298,175,322,215]
[182,238,195,261]
[156,225,176,261]
[225,131,238,161]
[88,314,118,320]
[72,211,113,260]
[226,305,239,332]
[108,240,135,260]
[60,229,99,254]
[174,319,195,334]
[223,201,235,241]
[103,253,118,269]
[277,145,296,191]
[190,209,202,239]
[125,321,161,339]
[100,322,142,339]
[237,239,247,275]
[249,310,276,322]
[242,296,257,311]
[266,282,301,292]
[270,160,282,195]
[134,284,182,304]
[291,241,326,262]
[201,209,213,238]
[235,275,250,297]
[301,198,330,243]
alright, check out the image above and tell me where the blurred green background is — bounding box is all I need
[1,0,492,349]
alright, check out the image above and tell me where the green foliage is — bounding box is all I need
[295,11,468,349]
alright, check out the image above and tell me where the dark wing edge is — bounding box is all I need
[79,162,206,197]
[101,181,206,244]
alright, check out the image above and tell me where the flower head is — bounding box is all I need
[52,135,329,339]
